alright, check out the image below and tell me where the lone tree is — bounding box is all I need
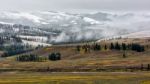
[123,52,127,58]
[147,64,150,71]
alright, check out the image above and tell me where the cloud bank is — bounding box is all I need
[0,11,150,43]
[0,0,150,11]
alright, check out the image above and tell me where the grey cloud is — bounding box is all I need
[0,0,150,11]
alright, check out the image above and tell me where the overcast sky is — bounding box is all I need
[0,0,150,12]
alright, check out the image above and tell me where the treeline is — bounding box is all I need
[110,43,145,52]
[16,54,47,62]
[0,35,22,45]
[76,42,145,53]
[16,53,61,62]
[1,44,33,57]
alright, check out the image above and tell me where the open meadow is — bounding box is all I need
[1,72,150,84]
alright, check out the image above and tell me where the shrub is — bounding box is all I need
[48,52,61,61]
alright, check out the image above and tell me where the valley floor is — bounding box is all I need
[0,72,150,84]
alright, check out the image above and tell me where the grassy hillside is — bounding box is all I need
[0,38,150,72]
[0,72,150,84]
[0,38,150,84]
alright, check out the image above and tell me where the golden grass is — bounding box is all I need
[1,52,150,70]
[0,72,150,84]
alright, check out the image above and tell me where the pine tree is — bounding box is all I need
[122,43,127,50]
[147,64,150,71]
[55,52,61,60]
[104,45,107,50]
[76,45,81,52]
[49,53,56,61]
[48,52,61,61]
[110,43,114,50]
[115,42,121,50]
[123,52,126,58]
[93,43,101,51]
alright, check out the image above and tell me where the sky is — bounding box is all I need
[0,0,150,12]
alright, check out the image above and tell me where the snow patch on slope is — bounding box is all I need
[83,17,100,24]
[19,35,48,43]
[123,31,150,38]
[97,30,150,42]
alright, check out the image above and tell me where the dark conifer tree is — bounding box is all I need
[110,43,115,50]
[76,45,81,52]
[93,43,101,51]
[115,42,121,50]
[48,52,61,61]
[122,43,127,50]
[104,45,107,50]
[49,53,56,61]
[55,52,61,60]
[123,52,126,58]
